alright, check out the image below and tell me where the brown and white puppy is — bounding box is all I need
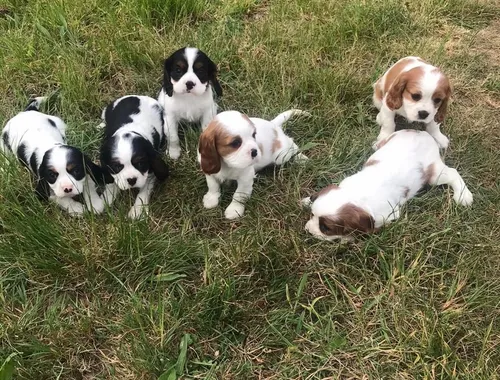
[373,56,451,149]
[198,109,309,219]
[303,130,473,241]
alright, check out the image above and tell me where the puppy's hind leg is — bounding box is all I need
[429,162,473,206]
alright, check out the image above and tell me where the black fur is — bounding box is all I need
[2,131,11,152]
[162,47,222,97]
[24,98,42,112]
[48,118,57,128]
[103,96,141,139]
[16,143,30,170]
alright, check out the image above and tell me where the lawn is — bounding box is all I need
[1,0,499,378]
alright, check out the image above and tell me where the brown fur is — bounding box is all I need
[199,120,241,175]
[271,129,282,153]
[310,184,339,203]
[364,159,379,167]
[386,67,426,110]
[318,203,375,236]
[433,73,451,123]
[421,162,435,184]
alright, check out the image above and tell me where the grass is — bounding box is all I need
[1,0,499,378]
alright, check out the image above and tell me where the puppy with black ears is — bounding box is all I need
[100,95,169,219]
[158,47,222,160]
[1,97,109,215]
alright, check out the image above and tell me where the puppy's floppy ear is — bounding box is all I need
[163,56,174,97]
[386,72,408,110]
[84,155,114,185]
[34,179,50,201]
[199,125,221,175]
[151,153,169,181]
[319,203,375,236]
[207,56,222,97]
[435,85,451,124]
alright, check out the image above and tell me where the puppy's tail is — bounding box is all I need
[24,97,47,112]
[271,109,311,128]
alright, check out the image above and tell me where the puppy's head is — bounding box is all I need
[198,111,260,175]
[163,47,222,97]
[386,66,451,124]
[37,145,107,199]
[100,132,168,190]
[304,185,375,241]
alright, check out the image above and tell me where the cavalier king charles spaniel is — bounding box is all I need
[158,47,222,160]
[1,97,109,215]
[303,129,473,241]
[198,109,309,220]
[373,56,451,149]
[100,95,169,219]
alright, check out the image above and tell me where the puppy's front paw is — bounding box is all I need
[295,153,309,162]
[203,192,220,209]
[128,204,149,220]
[435,134,450,150]
[225,202,245,220]
[168,146,181,160]
[89,198,105,214]
[68,202,85,216]
[455,188,473,207]
[301,197,312,208]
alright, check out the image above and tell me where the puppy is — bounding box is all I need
[158,47,222,160]
[373,56,451,149]
[303,130,473,241]
[1,97,108,215]
[100,95,169,219]
[198,109,309,220]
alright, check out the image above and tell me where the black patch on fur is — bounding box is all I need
[2,131,11,152]
[29,150,38,173]
[162,47,222,97]
[16,143,31,170]
[24,98,42,112]
[151,128,161,151]
[102,96,141,139]
[48,118,57,128]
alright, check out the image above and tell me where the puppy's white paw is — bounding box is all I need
[295,153,309,162]
[434,134,450,150]
[203,192,220,209]
[168,146,181,160]
[225,202,245,220]
[455,188,473,207]
[89,198,105,214]
[128,204,149,220]
[67,202,85,216]
[301,197,312,208]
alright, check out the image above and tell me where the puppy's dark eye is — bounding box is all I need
[434,98,442,104]
[135,160,148,172]
[411,93,422,101]
[47,170,58,182]
[175,66,182,74]
[319,221,330,234]
[252,132,256,139]
[230,138,242,149]
[72,168,82,177]
[109,163,124,173]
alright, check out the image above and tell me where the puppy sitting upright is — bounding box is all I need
[100,95,169,219]
[373,56,451,149]
[158,47,222,160]
[1,97,108,215]
[198,109,309,220]
[303,130,473,241]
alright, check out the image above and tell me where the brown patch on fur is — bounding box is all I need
[374,81,384,102]
[318,203,375,236]
[66,163,76,172]
[403,186,410,198]
[271,129,282,153]
[421,162,435,185]
[364,159,379,167]
[433,72,452,123]
[198,120,241,174]
[310,184,339,203]
[387,66,426,110]
[376,133,397,149]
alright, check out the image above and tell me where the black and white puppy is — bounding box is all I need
[158,47,222,160]
[100,95,169,219]
[1,97,108,215]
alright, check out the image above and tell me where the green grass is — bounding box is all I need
[1,0,500,378]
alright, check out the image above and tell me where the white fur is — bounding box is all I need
[199,109,309,219]
[304,130,473,240]
[373,56,450,150]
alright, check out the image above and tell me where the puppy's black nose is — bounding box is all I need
[63,187,72,193]
[186,81,195,90]
[251,149,258,158]
[127,177,137,186]
[418,110,429,120]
